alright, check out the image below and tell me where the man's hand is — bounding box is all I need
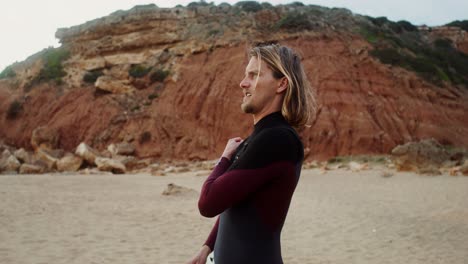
[187,245,211,264]
[221,137,243,160]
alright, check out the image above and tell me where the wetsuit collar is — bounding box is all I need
[253,111,287,132]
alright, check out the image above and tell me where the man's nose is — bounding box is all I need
[239,77,249,89]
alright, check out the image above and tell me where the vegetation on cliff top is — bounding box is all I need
[359,17,468,87]
[0,65,16,79]
[182,2,467,88]
[5,2,468,91]
[445,20,468,31]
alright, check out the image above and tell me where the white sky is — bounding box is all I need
[1,0,467,71]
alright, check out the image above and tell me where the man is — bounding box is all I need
[188,43,315,264]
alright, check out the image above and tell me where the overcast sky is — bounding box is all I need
[1,0,467,71]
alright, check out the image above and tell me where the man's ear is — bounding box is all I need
[276,77,288,93]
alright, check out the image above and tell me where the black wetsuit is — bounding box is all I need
[198,112,304,264]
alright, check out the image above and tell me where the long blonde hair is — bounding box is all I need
[249,43,316,129]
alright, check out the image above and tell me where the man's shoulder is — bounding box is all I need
[255,126,301,145]
[251,126,303,157]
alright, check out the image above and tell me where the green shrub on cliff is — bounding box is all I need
[287,2,305,7]
[188,1,212,8]
[370,48,448,85]
[7,100,22,119]
[31,47,69,85]
[83,69,104,83]
[433,38,453,49]
[150,69,169,83]
[235,1,263,13]
[394,20,418,32]
[129,65,152,78]
[0,65,16,79]
[276,12,311,31]
[260,2,273,9]
[445,20,468,31]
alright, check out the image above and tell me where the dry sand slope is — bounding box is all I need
[1,169,467,264]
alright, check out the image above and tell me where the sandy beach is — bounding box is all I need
[1,168,467,264]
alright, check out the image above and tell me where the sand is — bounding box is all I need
[1,168,467,264]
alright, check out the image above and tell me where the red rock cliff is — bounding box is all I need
[0,4,467,161]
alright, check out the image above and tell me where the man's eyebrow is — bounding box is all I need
[246,70,260,75]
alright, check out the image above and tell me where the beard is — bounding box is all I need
[241,101,255,114]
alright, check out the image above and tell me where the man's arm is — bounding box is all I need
[198,128,300,217]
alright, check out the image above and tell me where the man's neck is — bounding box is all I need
[252,109,280,125]
[252,95,284,124]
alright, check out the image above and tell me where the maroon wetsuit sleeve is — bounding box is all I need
[203,217,219,250]
[198,161,295,217]
[200,158,231,249]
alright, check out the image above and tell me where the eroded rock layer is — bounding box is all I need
[0,4,467,161]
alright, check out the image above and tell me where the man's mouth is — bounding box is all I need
[245,92,252,97]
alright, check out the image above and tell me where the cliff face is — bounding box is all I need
[1,4,467,161]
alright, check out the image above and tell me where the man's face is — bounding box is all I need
[239,57,280,115]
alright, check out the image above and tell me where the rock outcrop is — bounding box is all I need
[95,157,126,174]
[57,153,83,172]
[421,26,468,54]
[31,126,59,151]
[19,164,45,174]
[0,4,467,162]
[108,142,135,156]
[0,141,147,174]
[162,183,198,197]
[95,76,135,94]
[75,142,102,165]
[0,152,21,172]
[391,139,450,171]
[391,138,468,175]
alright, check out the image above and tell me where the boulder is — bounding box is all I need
[19,163,45,174]
[116,156,151,171]
[34,149,59,170]
[95,157,126,174]
[150,163,165,176]
[162,183,197,197]
[449,166,461,176]
[95,76,135,94]
[461,160,468,176]
[57,153,83,172]
[31,126,59,150]
[101,150,113,158]
[14,148,32,163]
[380,171,394,178]
[1,149,12,159]
[0,154,21,172]
[391,139,450,172]
[303,160,320,169]
[0,143,13,154]
[349,161,369,172]
[107,142,135,156]
[75,142,102,165]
